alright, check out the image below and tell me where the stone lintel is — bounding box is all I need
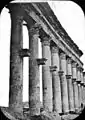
[58,71,64,76]
[37,58,47,65]
[66,75,72,79]
[50,65,57,72]
[19,49,30,57]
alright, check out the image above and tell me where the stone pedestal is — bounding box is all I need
[9,5,24,113]
[59,52,69,113]
[41,36,53,112]
[51,44,62,113]
[29,23,40,116]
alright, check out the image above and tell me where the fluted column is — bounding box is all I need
[29,23,41,116]
[59,52,69,113]
[9,5,24,113]
[66,57,74,112]
[72,62,79,112]
[41,35,53,112]
[51,43,62,113]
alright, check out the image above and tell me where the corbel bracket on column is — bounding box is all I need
[83,84,85,87]
[80,82,84,86]
[19,49,30,57]
[76,80,81,84]
[37,58,47,65]
[50,66,57,72]
[66,75,72,79]
[58,71,64,76]
[72,78,76,83]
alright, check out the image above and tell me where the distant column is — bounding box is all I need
[29,23,40,116]
[9,4,24,113]
[51,43,62,113]
[66,57,74,113]
[59,52,69,113]
[80,68,84,109]
[76,66,81,110]
[41,35,53,112]
[72,62,79,112]
[83,72,85,107]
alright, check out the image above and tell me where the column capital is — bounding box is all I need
[29,23,42,36]
[41,36,51,46]
[67,57,72,64]
[77,65,81,71]
[60,52,66,59]
[50,42,59,53]
[72,61,77,68]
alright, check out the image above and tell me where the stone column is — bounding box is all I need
[51,43,62,113]
[80,68,84,109]
[76,66,81,110]
[72,62,79,112]
[41,35,53,112]
[59,52,69,113]
[83,72,85,107]
[9,5,24,113]
[66,57,74,112]
[29,23,40,116]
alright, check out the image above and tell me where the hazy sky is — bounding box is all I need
[0,0,85,106]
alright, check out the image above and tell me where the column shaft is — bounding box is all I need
[51,45,62,113]
[9,6,23,113]
[66,58,74,112]
[73,81,79,111]
[41,36,53,112]
[29,24,40,116]
[72,62,79,112]
[60,52,69,113]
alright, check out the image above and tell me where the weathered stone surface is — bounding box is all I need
[29,23,40,116]
[59,52,69,113]
[51,44,62,113]
[41,36,53,112]
[9,4,24,114]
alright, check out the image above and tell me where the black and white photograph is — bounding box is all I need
[0,0,85,120]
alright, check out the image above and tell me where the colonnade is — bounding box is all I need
[8,4,85,117]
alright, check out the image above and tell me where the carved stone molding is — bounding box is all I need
[72,61,77,68]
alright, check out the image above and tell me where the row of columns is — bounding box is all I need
[8,5,85,116]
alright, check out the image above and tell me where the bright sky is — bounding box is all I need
[0,0,85,107]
